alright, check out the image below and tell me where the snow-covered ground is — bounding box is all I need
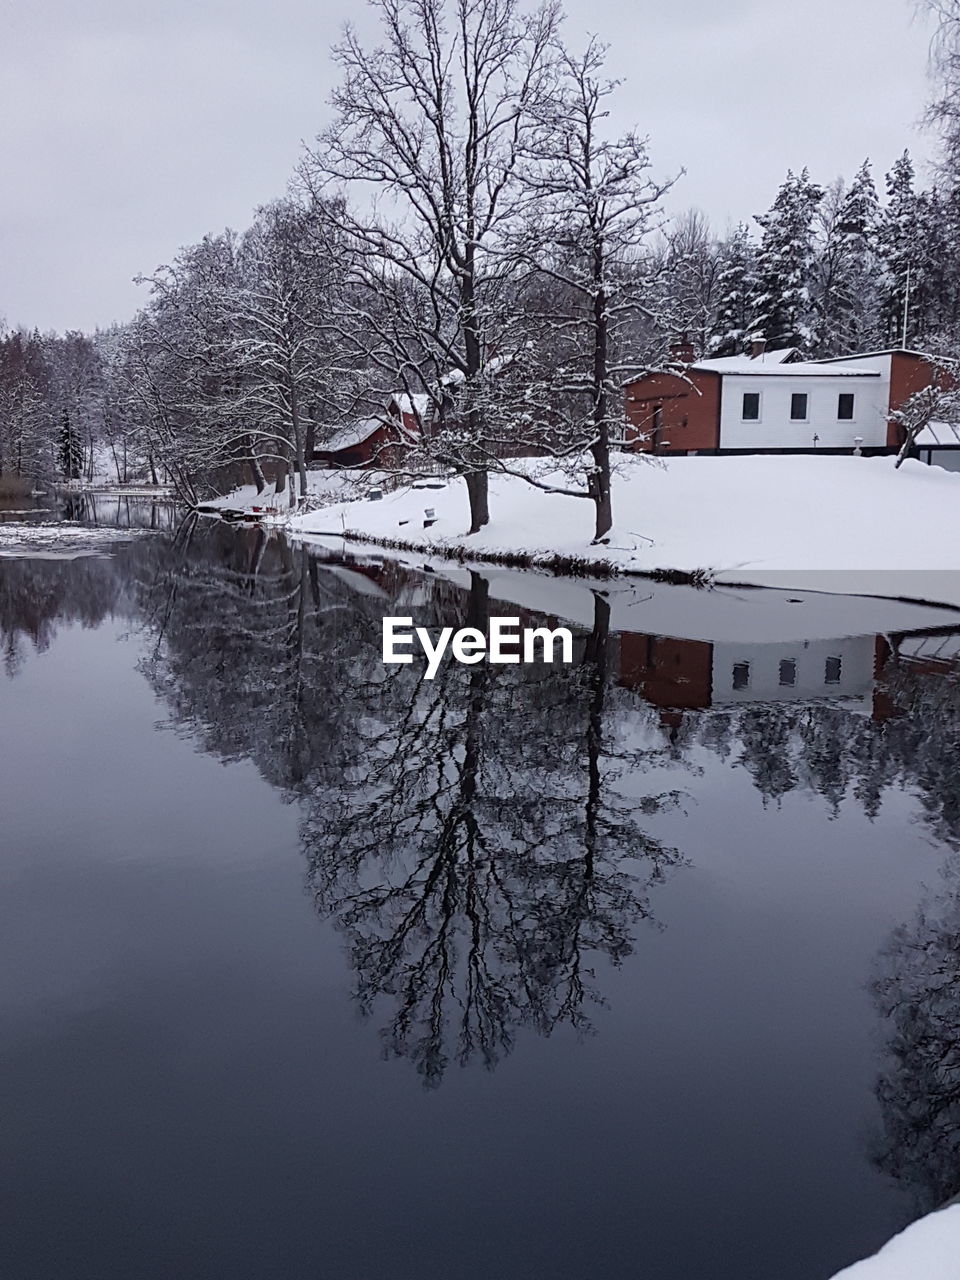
[279,455,960,608]
[202,469,394,511]
[830,1204,960,1278]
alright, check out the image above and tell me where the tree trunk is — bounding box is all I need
[461,235,490,534]
[590,238,613,542]
[304,407,316,466]
[582,592,610,866]
[288,372,308,505]
[247,443,267,493]
[465,470,489,534]
[274,458,289,506]
[589,444,612,541]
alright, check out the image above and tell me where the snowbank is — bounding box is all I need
[285,455,960,608]
[830,1204,960,1279]
[0,522,147,559]
[203,469,393,512]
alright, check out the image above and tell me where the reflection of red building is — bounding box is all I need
[617,634,713,710]
[872,629,960,721]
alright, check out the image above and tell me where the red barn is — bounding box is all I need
[311,393,428,469]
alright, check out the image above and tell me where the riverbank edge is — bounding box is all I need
[284,524,960,614]
[327,526,711,585]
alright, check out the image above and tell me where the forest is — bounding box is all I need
[4,0,960,540]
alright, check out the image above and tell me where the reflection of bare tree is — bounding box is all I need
[120,534,960,1095]
[0,553,131,676]
[303,582,684,1085]
[872,855,960,1214]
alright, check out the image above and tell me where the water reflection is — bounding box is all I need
[5,523,960,1214]
[0,489,178,529]
[301,579,684,1083]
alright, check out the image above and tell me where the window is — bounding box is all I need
[837,393,855,420]
[790,393,808,421]
[779,658,797,687]
[825,655,842,685]
[732,661,750,690]
[741,392,760,421]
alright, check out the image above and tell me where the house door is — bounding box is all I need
[651,405,663,454]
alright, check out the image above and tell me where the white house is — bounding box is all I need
[623,342,944,457]
[717,354,887,451]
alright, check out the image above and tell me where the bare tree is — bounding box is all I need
[925,0,960,182]
[507,37,676,541]
[226,199,347,506]
[652,208,721,356]
[301,0,559,533]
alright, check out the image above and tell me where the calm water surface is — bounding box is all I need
[3,514,960,1279]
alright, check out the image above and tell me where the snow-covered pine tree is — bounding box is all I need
[58,410,83,480]
[910,186,960,338]
[810,160,881,356]
[876,151,924,347]
[707,223,755,355]
[748,168,824,352]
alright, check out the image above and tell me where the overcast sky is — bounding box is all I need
[0,0,939,333]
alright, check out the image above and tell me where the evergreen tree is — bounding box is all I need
[58,410,83,480]
[876,151,924,347]
[749,168,824,351]
[707,223,756,355]
[811,161,881,355]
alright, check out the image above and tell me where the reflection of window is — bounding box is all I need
[732,661,750,690]
[837,393,855,420]
[825,655,842,684]
[790,393,808,421]
[742,392,760,421]
[779,658,797,686]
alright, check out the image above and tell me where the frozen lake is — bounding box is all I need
[2,512,960,1279]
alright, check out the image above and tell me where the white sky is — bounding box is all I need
[0,0,940,333]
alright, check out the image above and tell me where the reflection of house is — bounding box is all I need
[622,340,949,457]
[616,631,878,716]
[618,624,960,731]
[872,629,960,720]
[710,638,875,706]
[618,634,713,709]
[895,630,960,672]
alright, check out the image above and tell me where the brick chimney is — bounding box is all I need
[749,333,767,359]
[668,334,695,364]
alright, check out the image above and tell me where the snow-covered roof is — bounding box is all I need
[690,346,800,372]
[317,418,385,453]
[712,361,881,378]
[389,393,430,417]
[689,348,878,377]
[914,420,960,447]
[439,353,513,388]
[815,348,933,364]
